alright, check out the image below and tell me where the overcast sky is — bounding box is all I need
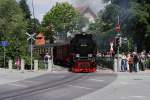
[25,0,105,22]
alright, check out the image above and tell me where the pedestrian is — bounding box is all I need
[148,51,150,69]
[126,53,131,71]
[44,53,51,70]
[133,52,139,72]
[15,58,21,70]
[128,54,134,72]
[121,52,127,72]
[139,52,146,71]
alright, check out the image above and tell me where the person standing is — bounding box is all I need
[128,54,134,72]
[148,51,150,69]
[126,53,131,71]
[121,53,127,72]
[44,53,51,70]
[140,52,146,71]
[133,52,139,72]
[15,58,21,70]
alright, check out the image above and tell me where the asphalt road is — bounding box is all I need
[76,71,150,100]
[0,72,117,100]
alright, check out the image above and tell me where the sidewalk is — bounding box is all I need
[0,68,48,85]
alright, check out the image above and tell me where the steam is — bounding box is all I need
[72,0,106,14]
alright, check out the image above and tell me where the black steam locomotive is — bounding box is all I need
[53,33,97,72]
[70,33,97,72]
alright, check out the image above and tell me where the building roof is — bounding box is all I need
[73,0,105,16]
[76,6,97,18]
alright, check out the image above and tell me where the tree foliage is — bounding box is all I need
[19,0,31,20]
[91,0,150,52]
[42,2,80,39]
[19,0,40,34]
[0,0,28,61]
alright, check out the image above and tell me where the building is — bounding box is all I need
[35,32,46,45]
[76,6,97,23]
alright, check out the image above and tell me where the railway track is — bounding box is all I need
[0,73,90,100]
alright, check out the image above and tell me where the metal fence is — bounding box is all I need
[96,56,114,70]
[38,60,69,71]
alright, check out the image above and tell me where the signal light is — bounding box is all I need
[115,24,120,32]
[115,37,120,47]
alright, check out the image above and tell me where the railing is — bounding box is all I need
[96,56,114,70]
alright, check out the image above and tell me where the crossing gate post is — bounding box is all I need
[8,59,13,71]
[48,60,52,72]
[21,59,25,72]
[113,58,117,72]
[34,60,38,71]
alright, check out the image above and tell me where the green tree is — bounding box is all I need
[19,0,31,20]
[19,0,40,34]
[42,2,80,39]
[130,1,150,51]
[0,0,28,61]
[89,4,121,51]
[91,0,150,52]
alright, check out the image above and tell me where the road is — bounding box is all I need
[0,71,116,100]
[76,72,150,100]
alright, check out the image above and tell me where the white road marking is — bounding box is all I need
[119,82,129,85]
[68,85,93,90]
[143,76,150,78]
[89,79,104,82]
[121,95,145,99]
[130,96,145,98]
[22,80,36,83]
[119,82,136,85]
[9,83,27,88]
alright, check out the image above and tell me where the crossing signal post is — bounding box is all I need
[115,36,121,72]
[25,32,36,71]
[115,15,121,72]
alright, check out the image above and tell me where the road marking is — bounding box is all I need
[121,95,145,99]
[119,82,129,85]
[119,82,136,85]
[9,83,27,88]
[143,76,150,78]
[68,85,93,90]
[89,79,104,82]
[22,80,36,83]
[130,96,145,98]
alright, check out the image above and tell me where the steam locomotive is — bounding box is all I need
[53,33,97,72]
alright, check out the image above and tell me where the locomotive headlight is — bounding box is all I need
[76,54,80,58]
[88,54,93,57]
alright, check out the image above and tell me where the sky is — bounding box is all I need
[25,0,106,22]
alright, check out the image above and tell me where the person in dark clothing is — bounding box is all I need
[133,53,139,72]
[44,53,51,70]
[128,54,134,72]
